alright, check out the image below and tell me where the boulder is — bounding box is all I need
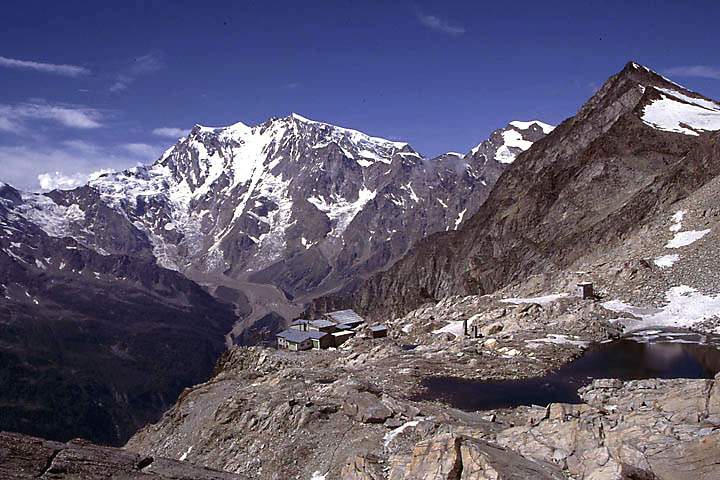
[343,391,393,424]
[341,454,385,480]
[481,322,504,336]
[388,434,461,480]
[388,433,563,480]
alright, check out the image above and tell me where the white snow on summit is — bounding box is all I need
[509,120,555,134]
[494,129,534,164]
[470,120,553,163]
[642,87,720,136]
[308,187,377,238]
[289,113,408,168]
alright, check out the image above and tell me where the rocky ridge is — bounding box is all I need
[0,431,243,479]
[323,62,720,321]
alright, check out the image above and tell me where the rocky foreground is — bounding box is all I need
[2,285,719,478]
[123,333,720,479]
[0,431,243,479]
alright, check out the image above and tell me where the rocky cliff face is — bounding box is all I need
[330,62,720,319]
[0,184,237,446]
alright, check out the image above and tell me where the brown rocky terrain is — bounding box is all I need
[120,60,720,476]
[0,431,243,479]
[122,338,720,480]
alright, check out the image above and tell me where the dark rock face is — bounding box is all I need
[0,195,236,446]
[334,62,720,319]
[0,432,244,479]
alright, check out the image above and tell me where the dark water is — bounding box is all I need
[415,329,720,411]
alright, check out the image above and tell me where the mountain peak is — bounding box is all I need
[0,182,22,205]
[289,112,312,123]
[468,119,554,164]
[508,120,555,135]
[614,60,685,92]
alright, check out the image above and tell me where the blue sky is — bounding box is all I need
[1,0,720,191]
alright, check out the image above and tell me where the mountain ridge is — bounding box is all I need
[314,61,720,319]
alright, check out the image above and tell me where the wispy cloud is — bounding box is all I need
[415,8,465,35]
[664,65,720,80]
[62,139,101,154]
[110,51,165,92]
[152,127,189,138]
[122,142,163,158]
[0,138,163,191]
[0,101,103,134]
[37,171,97,190]
[0,56,90,77]
[0,144,130,191]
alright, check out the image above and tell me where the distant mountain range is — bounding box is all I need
[28,114,550,298]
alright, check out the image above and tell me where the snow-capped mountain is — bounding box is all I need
[11,114,552,303]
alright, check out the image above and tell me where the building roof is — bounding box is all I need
[369,324,387,332]
[307,330,329,340]
[332,330,355,337]
[310,319,336,329]
[291,319,310,325]
[325,309,365,325]
[277,329,312,343]
[335,323,352,330]
[278,329,329,342]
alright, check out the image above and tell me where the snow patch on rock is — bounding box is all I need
[308,187,376,238]
[665,229,710,249]
[669,210,685,232]
[603,285,720,332]
[642,87,720,136]
[500,293,569,305]
[653,254,679,268]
